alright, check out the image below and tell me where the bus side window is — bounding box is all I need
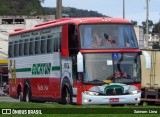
[54,33,61,52]
[59,32,62,52]
[9,42,14,57]
[41,36,47,53]
[35,37,41,54]
[14,41,19,57]
[24,39,30,55]
[19,40,24,56]
[54,37,58,52]
[47,35,54,53]
[29,38,35,55]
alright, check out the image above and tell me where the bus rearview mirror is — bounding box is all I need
[77,52,84,72]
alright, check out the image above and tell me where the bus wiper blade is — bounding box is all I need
[106,74,114,80]
[88,80,105,83]
[119,76,137,83]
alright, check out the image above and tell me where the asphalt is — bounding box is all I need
[0,88,5,96]
[0,88,19,102]
[0,96,19,102]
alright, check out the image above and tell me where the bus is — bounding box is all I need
[8,17,141,105]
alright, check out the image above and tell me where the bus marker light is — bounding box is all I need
[84,98,92,103]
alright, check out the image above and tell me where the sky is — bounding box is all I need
[41,0,160,25]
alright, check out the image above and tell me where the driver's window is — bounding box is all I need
[68,24,78,56]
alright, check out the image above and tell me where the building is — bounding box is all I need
[147,33,160,49]
[134,25,160,49]
[0,15,55,86]
[134,26,144,49]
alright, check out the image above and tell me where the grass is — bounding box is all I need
[0,102,160,117]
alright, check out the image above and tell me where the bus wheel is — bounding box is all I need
[62,87,72,104]
[18,89,23,102]
[25,87,31,102]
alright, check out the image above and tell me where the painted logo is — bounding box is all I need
[32,63,51,75]
[113,88,116,95]
[113,53,118,59]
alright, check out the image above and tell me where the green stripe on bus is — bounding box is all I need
[52,66,60,71]
[14,66,60,72]
[16,68,31,72]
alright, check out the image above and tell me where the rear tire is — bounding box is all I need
[18,88,23,102]
[24,87,31,102]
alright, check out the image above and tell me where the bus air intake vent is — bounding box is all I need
[105,88,123,95]
[104,85,124,95]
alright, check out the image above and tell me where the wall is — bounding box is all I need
[141,50,160,88]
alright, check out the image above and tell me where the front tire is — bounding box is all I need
[62,87,72,104]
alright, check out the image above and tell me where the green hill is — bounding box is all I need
[0,0,106,17]
[44,7,107,17]
[0,0,45,15]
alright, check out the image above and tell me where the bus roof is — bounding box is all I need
[9,17,131,36]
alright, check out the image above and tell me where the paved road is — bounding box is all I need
[0,88,19,102]
[0,96,19,102]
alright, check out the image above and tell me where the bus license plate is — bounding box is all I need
[109,98,119,102]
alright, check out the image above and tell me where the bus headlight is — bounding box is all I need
[130,90,141,94]
[84,91,99,96]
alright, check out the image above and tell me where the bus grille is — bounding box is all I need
[105,88,123,95]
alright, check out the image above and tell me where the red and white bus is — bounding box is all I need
[8,17,141,105]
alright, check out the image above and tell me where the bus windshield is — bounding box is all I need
[79,24,138,49]
[83,53,141,84]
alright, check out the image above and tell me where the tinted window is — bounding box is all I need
[79,24,138,49]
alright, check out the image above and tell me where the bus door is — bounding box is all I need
[61,24,78,86]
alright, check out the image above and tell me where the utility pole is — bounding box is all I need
[123,0,125,19]
[56,0,62,19]
[146,0,149,48]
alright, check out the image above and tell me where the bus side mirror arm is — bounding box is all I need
[139,51,142,55]
[77,52,84,72]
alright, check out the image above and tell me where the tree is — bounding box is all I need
[0,0,45,15]
[152,42,160,49]
[131,20,138,26]
[39,0,45,3]
[152,21,160,33]
[44,7,106,17]
[142,20,154,33]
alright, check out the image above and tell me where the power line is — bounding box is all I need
[146,0,149,48]
[123,0,125,19]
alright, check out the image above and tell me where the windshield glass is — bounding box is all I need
[79,24,138,49]
[83,53,141,84]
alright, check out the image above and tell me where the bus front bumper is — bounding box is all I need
[82,92,141,105]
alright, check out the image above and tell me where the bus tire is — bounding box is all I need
[62,86,72,104]
[24,87,31,102]
[18,88,23,102]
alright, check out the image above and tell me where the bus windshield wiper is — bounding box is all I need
[106,74,114,80]
[106,74,137,83]
[120,76,137,83]
[88,79,105,83]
